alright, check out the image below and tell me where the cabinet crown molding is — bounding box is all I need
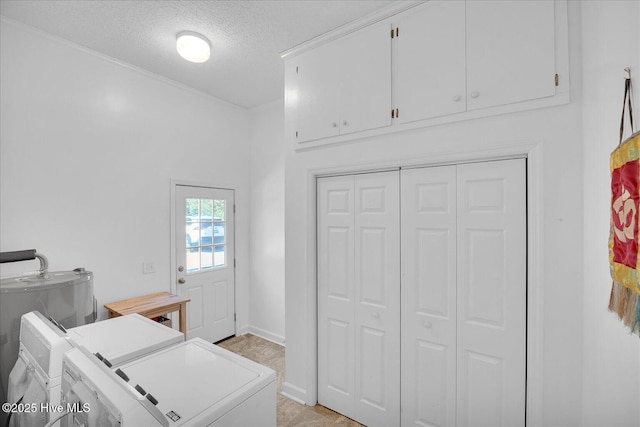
[280,0,423,59]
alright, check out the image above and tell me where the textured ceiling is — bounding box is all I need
[0,0,397,108]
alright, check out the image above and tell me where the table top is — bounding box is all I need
[104,291,190,316]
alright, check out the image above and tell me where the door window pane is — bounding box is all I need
[214,245,225,267]
[185,198,227,273]
[187,247,200,272]
[201,246,213,270]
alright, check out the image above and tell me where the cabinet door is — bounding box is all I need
[466,0,556,110]
[456,159,526,427]
[295,42,340,143]
[396,0,466,123]
[401,166,457,427]
[340,21,392,135]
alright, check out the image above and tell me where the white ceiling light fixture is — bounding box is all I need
[176,31,211,63]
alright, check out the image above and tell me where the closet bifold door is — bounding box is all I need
[455,159,526,427]
[317,171,401,427]
[401,165,458,427]
[401,159,526,427]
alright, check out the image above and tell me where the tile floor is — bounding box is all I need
[218,334,362,427]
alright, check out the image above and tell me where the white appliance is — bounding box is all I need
[0,249,95,421]
[60,338,277,426]
[7,311,184,426]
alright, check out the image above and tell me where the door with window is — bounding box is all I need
[175,185,235,342]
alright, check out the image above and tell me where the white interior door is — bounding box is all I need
[401,159,526,427]
[317,175,356,418]
[456,159,526,427]
[175,185,235,343]
[354,172,400,427]
[317,171,400,427]
[401,165,458,427]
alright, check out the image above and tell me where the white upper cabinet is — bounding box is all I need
[339,22,392,136]
[292,21,392,143]
[295,42,341,143]
[396,0,466,123]
[284,1,566,146]
[466,0,556,110]
[396,0,556,123]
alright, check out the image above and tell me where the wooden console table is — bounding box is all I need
[105,292,190,337]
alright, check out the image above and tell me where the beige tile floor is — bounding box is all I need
[218,334,363,427]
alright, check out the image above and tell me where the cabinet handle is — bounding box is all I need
[372,312,380,319]
[342,121,349,126]
[453,95,461,102]
[470,91,480,99]
[332,122,338,128]
[423,321,432,329]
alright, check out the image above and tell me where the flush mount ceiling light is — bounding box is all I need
[176,31,210,63]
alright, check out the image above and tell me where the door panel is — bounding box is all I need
[318,176,356,418]
[401,166,457,427]
[462,351,504,427]
[456,159,526,427]
[318,172,400,426]
[327,318,351,395]
[359,228,387,305]
[416,339,451,427]
[464,230,506,327]
[354,172,400,427]
[175,185,235,342]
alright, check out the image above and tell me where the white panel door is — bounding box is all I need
[317,176,356,418]
[401,166,457,427]
[396,0,466,123]
[456,159,526,427]
[354,172,400,427]
[466,0,555,110]
[175,185,235,343]
[318,171,400,426]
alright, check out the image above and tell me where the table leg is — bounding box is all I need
[179,303,187,340]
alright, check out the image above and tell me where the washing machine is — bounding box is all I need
[7,311,184,426]
[60,338,277,427]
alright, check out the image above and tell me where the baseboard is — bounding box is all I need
[281,382,307,405]
[246,325,285,346]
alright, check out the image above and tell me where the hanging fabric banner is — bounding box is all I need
[609,71,640,335]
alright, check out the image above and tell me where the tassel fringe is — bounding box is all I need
[608,281,640,335]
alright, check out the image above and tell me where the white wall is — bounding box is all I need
[283,2,585,425]
[0,19,252,330]
[581,2,640,427]
[247,99,286,344]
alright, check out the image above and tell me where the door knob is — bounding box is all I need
[178,266,184,272]
[178,278,186,284]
